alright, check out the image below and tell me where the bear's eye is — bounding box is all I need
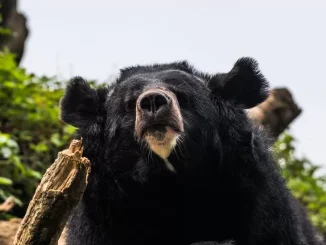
[125,99,137,112]
[173,90,189,107]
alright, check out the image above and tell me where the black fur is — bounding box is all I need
[207,57,269,109]
[60,77,108,130]
[60,57,322,245]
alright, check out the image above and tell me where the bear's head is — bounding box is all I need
[60,57,269,184]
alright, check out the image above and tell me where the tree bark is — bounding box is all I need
[12,139,90,245]
[0,0,29,64]
[248,88,302,141]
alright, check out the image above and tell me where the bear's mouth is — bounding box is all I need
[141,123,181,162]
[140,123,182,139]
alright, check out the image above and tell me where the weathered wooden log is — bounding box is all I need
[248,88,302,141]
[12,139,90,245]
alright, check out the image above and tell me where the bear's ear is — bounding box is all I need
[207,57,270,109]
[60,77,108,129]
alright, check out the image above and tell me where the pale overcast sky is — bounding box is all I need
[19,0,326,174]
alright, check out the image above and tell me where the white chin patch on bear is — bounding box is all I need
[145,127,178,172]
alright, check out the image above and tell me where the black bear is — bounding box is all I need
[60,57,322,245]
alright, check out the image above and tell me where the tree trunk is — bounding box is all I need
[248,88,302,141]
[0,0,29,64]
[12,139,90,245]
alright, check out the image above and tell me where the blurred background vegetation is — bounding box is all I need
[0,1,325,241]
[0,50,76,218]
[274,133,326,234]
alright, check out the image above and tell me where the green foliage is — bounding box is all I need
[0,6,12,36]
[0,51,75,218]
[0,27,11,36]
[274,133,326,233]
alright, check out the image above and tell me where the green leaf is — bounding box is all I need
[0,147,12,158]
[0,177,13,186]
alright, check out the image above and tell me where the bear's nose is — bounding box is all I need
[139,92,170,114]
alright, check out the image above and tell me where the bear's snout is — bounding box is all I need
[135,87,184,161]
[137,89,171,116]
